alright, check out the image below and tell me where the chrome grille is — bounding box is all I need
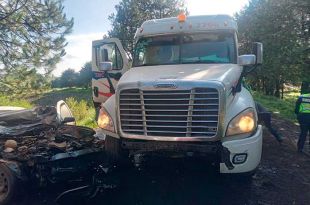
[119,88,219,137]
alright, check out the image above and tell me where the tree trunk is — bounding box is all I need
[275,80,280,98]
[281,82,284,99]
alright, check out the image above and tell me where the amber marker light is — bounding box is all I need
[178,13,186,22]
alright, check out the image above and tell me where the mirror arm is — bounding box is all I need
[246,64,258,74]
[233,64,259,95]
[105,72,115,94]
[233,73,244,95]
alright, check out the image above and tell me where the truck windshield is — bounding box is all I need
[133,33,236,67]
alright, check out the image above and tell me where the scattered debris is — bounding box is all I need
[0,104,106,205]
[4,139,17,149]
[3,147,14,153]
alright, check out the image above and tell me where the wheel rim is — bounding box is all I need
[0,171,9,201]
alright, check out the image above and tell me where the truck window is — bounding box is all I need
[133,33,236,67]
[95,43,123,70]
[134,35,180,66]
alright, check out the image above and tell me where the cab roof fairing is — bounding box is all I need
[134,15,238,39]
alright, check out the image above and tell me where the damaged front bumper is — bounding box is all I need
[220,125,263,173]
[106,125,262,173]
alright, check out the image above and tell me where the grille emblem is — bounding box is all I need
[154,82,178,89]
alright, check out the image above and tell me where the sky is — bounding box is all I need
[54,0,249,76]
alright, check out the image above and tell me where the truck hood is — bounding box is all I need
[118,64,242,91]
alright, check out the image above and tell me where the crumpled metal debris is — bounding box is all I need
[0,106,58,137]
[0,106,104,163]
[0,125,103,163]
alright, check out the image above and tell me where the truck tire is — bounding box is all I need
[105,135,122,165]
[0,163,19,205]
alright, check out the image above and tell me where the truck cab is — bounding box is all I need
[92,14,263,174]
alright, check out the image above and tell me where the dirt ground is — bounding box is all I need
[25,116,310,205]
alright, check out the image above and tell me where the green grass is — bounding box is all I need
[32,87,93,106]
[253,91,299,122]
[0,95,33,108]
[1,87,97,128]
[30,87,98,128]
[65,97,97,128]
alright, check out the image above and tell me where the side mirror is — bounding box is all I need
[253,42,263,65]
[99,61,112,71]
[56,100,76,125]
[238,55,256,66]
[62,117,76,124]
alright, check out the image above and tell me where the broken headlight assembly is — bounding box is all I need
[226,108,257,137]
[97,108,115,132]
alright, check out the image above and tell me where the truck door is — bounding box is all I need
[92,38,129,108]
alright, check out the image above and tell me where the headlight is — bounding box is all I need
[226,108,257,137]
[97,108,115,132]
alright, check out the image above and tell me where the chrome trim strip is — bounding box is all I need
[186,89,194,137]
[140,89,147,135]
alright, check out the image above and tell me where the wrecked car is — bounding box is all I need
[0,101,105,205]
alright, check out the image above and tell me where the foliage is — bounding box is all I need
[253,91,299,122]
[0,0,73,98]
[0,67,50,97]
[236,0,310,98]
[108,0,187,54]
[52,62,92,88]
[53,68,79,88]
[65,97,97,128]
[0,94,32,108]
[0,0,73,73]
[33,87,93,106]
[78,62,92,87]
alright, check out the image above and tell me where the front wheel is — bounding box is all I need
[0,163,20,205]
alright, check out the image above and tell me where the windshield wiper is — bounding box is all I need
[134,63,156,67]
[181,60,221,64]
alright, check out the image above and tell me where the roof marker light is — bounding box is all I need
[178,13,186,22]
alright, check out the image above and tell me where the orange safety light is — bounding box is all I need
[178,13,186,22]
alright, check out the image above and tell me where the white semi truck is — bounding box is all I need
[92,14,263,174]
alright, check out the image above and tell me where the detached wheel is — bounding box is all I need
[0,163,18,205]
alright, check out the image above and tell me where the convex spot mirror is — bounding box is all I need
[99,61,113,71]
